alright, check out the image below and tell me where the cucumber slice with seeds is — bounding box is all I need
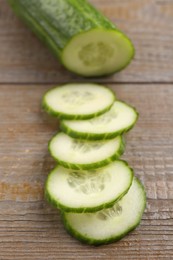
[49,132,124,170]
[63,177,146,245]
[42,83,115,119]
[45,160,133,213]
[61,101,138,140]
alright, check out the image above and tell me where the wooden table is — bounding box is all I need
[1,1,173,259]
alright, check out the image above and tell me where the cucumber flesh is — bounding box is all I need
[45,161,133,213]
[62,29,134,77]
[42,83,115,119]
[48,132,124,170]
[61,101,138,140]
[63,177,146,245]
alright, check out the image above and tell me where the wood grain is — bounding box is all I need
[1,0,173,258]
[0,84,173,259]
[0,0,173,83]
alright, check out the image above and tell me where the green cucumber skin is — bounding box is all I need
[8,0,134,77]
[62,177,146,245]
[48,136,125,170]
[45,160,134,213]
[42,99,114,120]
[42,84,116,120]
[7,0,117,56]
[60,105,139,140]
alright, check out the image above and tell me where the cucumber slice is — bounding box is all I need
[61,101,138,140]
[48,132,124,170]
[45,161,133,213]
[42,83,115,119]
[63,177,146,245]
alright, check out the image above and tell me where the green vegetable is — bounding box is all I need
[48,132,124,170]
[61,101,138,140]
[42,83,115,120]
[41,83,145,245]
[8,0,134,77]
[45,160,133,213]
[63,177,146,245]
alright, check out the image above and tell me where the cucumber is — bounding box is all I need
[63,177,146,245]
[48,132,124,170]
[45,160,133,213]
[8,0,134,77]
[42,83,115,119]
[61,101,138,140]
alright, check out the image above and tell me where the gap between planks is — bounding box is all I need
[0,82,173,85]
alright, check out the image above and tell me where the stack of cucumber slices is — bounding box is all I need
[43,83,146,245]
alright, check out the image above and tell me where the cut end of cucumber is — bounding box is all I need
[62,29,134,77]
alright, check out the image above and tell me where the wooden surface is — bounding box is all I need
[1,0,173,83]
[0,1,173,259]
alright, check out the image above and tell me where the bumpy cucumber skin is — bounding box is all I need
[45,160,134,213]
[60,102,139,140]
[8,0,135,77]
[48,135,125,170]
[42,84,116,120]
[62,177,146,245]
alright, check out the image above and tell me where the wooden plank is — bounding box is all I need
[0,0,173,83]
[0,84,173,259]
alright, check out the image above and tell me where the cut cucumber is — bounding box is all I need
[63,177,146,245]
[45,160,133,213]
[62,28,134,77]
[61,101,138,140]
[48,132,124,170]
[42,83,115,119]
[8,0,134,77]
